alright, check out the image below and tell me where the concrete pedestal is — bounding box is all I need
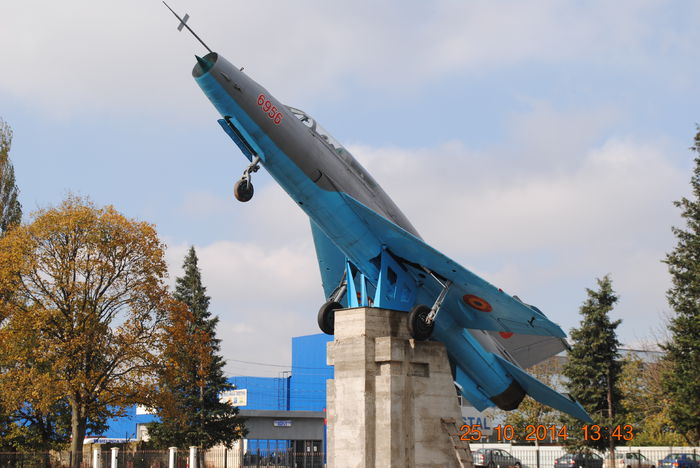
[327,307,474,468]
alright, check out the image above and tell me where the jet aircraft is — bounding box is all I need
[165,3,592,422]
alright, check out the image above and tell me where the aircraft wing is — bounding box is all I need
[340,194,566,338]
[482,330,569,369]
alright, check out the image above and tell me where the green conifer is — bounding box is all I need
[562,275,623,453]
[662,127,700,445]
[148,247,245,449]
[0,118,22,235]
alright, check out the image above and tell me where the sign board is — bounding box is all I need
[273,420,292,427]
[83,438,130,445]
[220,389,247,407]
[461,405,493,436]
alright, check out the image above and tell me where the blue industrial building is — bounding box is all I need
[96,333,333,445]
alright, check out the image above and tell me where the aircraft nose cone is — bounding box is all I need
[195,55,214,74]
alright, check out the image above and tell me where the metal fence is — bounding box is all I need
[111,450,178,468]
[470,445,700,468]
[0,452,78,468]
[0,451,179,468]
[0,446,323,468]
[3,446,697,468]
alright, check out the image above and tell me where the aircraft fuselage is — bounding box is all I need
[195,52,541,413]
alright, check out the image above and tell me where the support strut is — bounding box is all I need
[329,270,348,304]
[242,155,261,182]
[426,279,452,325]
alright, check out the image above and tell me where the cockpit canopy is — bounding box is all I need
[286,106,382,195]
[287,107,345,153]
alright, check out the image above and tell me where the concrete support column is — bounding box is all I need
[189,446,197,468]
[110,447,119,468]
[327,307,472,468]
[168,447,177,468]
[92,447,101,468]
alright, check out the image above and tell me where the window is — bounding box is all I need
[286,106,345,153]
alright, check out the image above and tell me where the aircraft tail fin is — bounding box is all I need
[493,354,593,422]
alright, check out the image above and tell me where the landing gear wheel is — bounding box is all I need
[318,301,341,335]
[408,304,434,340]
[234,179,254,202]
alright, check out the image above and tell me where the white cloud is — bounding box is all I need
[2,1,697,116]
[165,236,323,377]
[180,190,236,219]
[350,124,686,257]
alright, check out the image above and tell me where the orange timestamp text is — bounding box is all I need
[459,424,635,442]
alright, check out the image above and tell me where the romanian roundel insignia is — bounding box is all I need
[463,294,492,312]
[499,332,514,339]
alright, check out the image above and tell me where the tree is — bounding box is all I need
[0,118,22,235]
[147,247,245,451]
[0,196,170,467]
[619,354,686,446]
[662,126,700,445]
[0,118,21,450]
[562,275,623,454]
[0,404,71,452]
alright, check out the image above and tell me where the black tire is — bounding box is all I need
[408,304,434,340]
[234,178,254,202]
[318,301,341,335]
[515,463,522,468]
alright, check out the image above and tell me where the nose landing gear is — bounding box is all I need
[234,155,261,202]
[234,179,254,202]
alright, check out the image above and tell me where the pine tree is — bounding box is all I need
[0,118,22,235]
[562,275,623,453]
[662,126,700,445]
[0,119,20,443]
[148,247,245,450]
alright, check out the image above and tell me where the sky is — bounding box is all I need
[2,0,699,377]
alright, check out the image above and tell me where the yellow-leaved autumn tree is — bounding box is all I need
[0,196,172,466]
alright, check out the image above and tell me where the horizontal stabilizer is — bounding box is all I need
[494,354,592,422]
[177,13,190,31]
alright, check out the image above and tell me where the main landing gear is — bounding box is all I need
[234,155,261,202]
[318,300,341,335]
[407,304,433,341]
[318,275,347,335]
[408,277,452,341]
